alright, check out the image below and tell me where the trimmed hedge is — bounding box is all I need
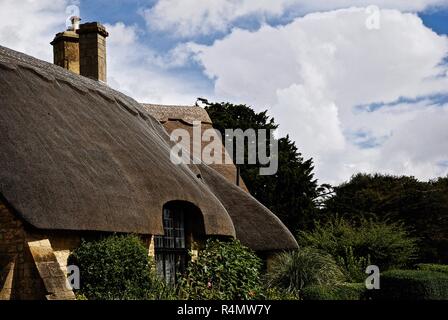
[373,270,448,300]
[301,283,366,300]
[416,264,448,274]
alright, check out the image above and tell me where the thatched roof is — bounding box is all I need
[142,104,212,125]
[143,103,250,192]
[142,105,296,250]
[0,45,298,252]
[0,45,234,237]
[198,165,298,251]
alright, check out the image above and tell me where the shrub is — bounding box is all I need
[257,287,299,300]
[373,270,448,300]
[69,234,166,300]
[298,217,418,279]
[178,239,262,300]
[267,247,344,294]
[301,283,366,300]
[335,246,371,283]
[416,264,448,274]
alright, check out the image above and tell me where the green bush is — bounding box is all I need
[267,247,344,294]
[298,217,418,280]
[301,283,366,300]
[416,264,448,274]
[178,239,262,300]
[335,246,371,283]
[257,287,299,300]
[69,234,168,300]
[373,270,448,300]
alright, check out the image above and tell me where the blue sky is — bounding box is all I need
[421,9,448,34]
[80,1,448,48]
[75,0,448,107]
[1,0,448,184]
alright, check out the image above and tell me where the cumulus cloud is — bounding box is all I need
[105,22,205,105]
[0,1,202,105]
[0,0,69,61]
[142,0,448,37]
[188,8,448,183]
[142,0,296,37]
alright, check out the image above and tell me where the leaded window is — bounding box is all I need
[154,206,187,284]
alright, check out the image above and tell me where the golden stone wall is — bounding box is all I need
[0,200,159,300]
[0,201,48,299]
[78,23,108,82]
[51,31,80,75]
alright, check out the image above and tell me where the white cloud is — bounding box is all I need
[188,8,448,184]
[143,0,448,37]
[142,0,296,37]
[0,1,202,105]
[0,0,69,61]
[105,22,204,105]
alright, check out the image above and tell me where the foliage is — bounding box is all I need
[301,283,366,300]
[267,247,344,294]
[146,276,179,300]
[324,173,448,262]
[416,264,448,274]
[178,239,262,300]
[334,246,371,283]
[205,101,321,233]
[298,216,418,277]
[257,286,300,300]
[373,270,448,300]
[75,293,88,300]
[69,234,167,300]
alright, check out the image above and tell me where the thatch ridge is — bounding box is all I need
[142,104,212,125]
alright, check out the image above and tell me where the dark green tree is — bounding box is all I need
[205,102,320,233]
[324,173,448,263]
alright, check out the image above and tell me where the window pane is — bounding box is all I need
[155,206,187,283]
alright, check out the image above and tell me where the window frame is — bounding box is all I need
[154,206,188,284]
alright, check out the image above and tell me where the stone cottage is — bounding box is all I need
[0,19,298,300]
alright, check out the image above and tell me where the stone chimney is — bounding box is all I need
[77,22,109,83]
[50,17,81,75]
[51,19,109,83]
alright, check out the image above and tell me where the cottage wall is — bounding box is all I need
[0,199,159,300]
[0,201,47,299]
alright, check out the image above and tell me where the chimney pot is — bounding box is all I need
[51,20,108,83]
[68,16,81,31]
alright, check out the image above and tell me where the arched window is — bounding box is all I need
[154,205,188,284]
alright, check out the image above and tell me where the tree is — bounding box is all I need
[298,216,418,280]
[205,102,320,233]
[323,173,448,263]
